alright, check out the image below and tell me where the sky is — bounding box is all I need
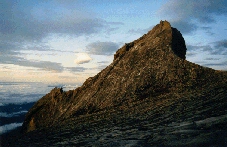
[0,0,226,84]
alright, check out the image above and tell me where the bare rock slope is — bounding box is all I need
[10,20,227,146]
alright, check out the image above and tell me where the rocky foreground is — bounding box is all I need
[2,21,227,146]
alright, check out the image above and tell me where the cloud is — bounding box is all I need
[0,111,28,117]
[21,43,54,52]
[97,61,110,64]
[86,41,120,55]
[212,40,227,55]
[187,44,212,52]
[0,1,107,43]
[187,45,212,53]
[0,55,64,72]
[171,21,198,34]
[128,26,154,35]
[96,65,108,71]
[205,58,220,60]
[0,42,23,57]
[0,1,107,65]
[65,67,86,73]
[0,1,124,72]
[186,45,197,51]
[74,53,92,64]
[214,39,227,48]
[159,0,227,34]
[200,26,215,35]
[0,1,124,43]
[202,61,227,68]
[0,41,76,71]
[186,44,226,70]
[0,123,23,135]
[187,40,227,56]
[199,40,227,55]
[186,52,197,57]
[201,27,211,30]
[160,0,227,23]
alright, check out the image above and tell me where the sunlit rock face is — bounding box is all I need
[22,20,190,133]
[13,20,227,147]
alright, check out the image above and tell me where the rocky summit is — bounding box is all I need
[3,20,227,147]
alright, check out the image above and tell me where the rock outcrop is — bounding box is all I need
[22,20,226,132]
[11,20,227,147]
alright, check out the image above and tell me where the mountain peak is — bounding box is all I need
[114,20,186,62]
[160,20,171,27]
[21,20,226,136]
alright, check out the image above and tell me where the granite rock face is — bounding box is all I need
[13,20,227,147]
[22,20,226,132]
[22,20,191,132]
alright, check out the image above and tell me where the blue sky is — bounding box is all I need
[0,0,226,84]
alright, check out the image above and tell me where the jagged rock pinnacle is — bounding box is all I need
[21,20,226,134]
[114,20,186,61]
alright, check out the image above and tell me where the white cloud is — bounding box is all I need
[0,123,23,135]
[0,1,114,72]
[0,111,28,117]
[0,55,64,73]
[74,53,92,64]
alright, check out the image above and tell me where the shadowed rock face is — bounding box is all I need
[11,20,227,147]
[171,27,186,59]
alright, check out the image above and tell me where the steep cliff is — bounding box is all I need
[13,20,227,146]
[22,20,227,133]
